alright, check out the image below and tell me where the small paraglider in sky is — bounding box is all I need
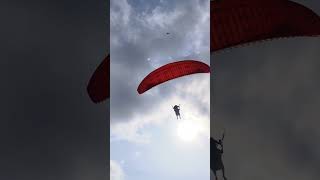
[137,60,209,122]
[172,104,181,119]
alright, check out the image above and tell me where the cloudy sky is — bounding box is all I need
[2,0,319,180]
[110,0,210,179]
[211,0,320,179]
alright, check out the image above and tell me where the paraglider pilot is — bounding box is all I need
[211,137,227,180]
[172,105,181,119]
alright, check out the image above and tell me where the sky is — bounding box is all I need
[110,0,210,180]
[1,0,320,180]
[211,0,320,179]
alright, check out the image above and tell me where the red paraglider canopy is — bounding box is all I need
[87,0,320,103]
[211,0,320,52]
[87,55,110,103]
[137,60,210,94]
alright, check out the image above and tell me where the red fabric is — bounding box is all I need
[211,0,320,52]
[87,55,110,103]
[137,60,210,94]
[87,0,320,103]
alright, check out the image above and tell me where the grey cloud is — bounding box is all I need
[110,0,209,125]
[0,0,109,179]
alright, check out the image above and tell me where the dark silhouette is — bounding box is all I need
[166,32,170,35]
[87,55,110,103]
[211,137,227,180]
[172,105,181,119]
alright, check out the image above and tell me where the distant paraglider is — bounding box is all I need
[137,60,210,94]
[173,104,181,119]
[211,0,320,52]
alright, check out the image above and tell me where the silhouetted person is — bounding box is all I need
[211,137,227,180]
[173,105,181,119]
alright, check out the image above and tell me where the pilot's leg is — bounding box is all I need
[222,165,227,180]
[213,171,218,180]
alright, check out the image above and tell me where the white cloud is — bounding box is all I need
[142,6,183,29]
[111,75,210,143]
[110,160,125,180]
[110,0,210,144]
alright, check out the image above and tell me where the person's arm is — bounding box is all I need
[220,143,224,153]
[219,149,223,154]
[211,138,219,144]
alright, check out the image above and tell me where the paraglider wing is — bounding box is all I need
[87,55,110,103]
[137,60,210,94]
[211,0,320,52]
